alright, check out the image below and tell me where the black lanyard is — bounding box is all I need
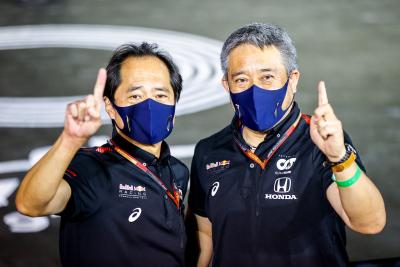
[109,140,181,209]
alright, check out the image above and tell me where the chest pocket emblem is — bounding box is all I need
[274,177,292,193]
[211,182,220,196]
[276,158,296,171]
[128,208,142,222]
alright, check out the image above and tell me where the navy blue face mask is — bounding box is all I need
[112,99,175,145]
[230,79,290,132]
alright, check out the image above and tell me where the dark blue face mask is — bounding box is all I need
[112,99,175,145]
[230,79,290,132]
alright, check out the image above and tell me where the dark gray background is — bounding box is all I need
[0,0,399,266]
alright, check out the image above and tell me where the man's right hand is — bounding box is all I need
[63,68,107,143]
[15,68,108,217]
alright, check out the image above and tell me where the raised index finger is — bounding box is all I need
[318,81,329,106]
[93,68,107,103]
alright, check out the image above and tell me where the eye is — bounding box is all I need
[261,74,274,81]
[128,94,141,100]
[234,77,248,86]
[155,94,168,99]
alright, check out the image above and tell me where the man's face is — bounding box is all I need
[105,56,175,128]
[223,44,299,110]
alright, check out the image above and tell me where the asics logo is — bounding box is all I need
[128,208,142,222]
[211,182,220,196]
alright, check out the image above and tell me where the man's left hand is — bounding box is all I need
[310,81,346,162]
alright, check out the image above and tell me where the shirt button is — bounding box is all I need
[277,134,281,138]
[143,162,147,167]
[250,163,255,168]
[164,194,168,199]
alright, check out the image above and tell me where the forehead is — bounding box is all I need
[227,44,285,73]
[119,56,171,82]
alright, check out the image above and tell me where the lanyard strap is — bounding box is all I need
[109,140,181,209]
[234,113,302,169]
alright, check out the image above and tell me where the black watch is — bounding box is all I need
[326,143,357,167]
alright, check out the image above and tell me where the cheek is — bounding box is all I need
[114,111,125,129]
[105,100,126,129]
[281,87,294,110]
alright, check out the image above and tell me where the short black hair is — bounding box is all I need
[104,42,183,102]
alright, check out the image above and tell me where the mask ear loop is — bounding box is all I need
[110,100,128,134]
[126,115,132,132]
[266,75,295,134]
[166,115,174,131]
[283,73,296,111]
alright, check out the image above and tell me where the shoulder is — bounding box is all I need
[170,156,189,179]
[76,142,119,161]
[194,124,233,158]
[68,143,116,173]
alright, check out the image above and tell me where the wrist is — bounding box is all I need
[327,146,346,163]
[60,131,87,151]
[327,144,357,172]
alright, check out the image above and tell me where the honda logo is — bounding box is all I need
[274,177,292,193]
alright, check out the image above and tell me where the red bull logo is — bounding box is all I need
[119,184,133,191]
[118,184,147,199]
[206,160,230,170]
[134,186,146,192]
[119,184,146,192]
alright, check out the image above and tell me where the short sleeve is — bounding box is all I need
[188,143,208,217]
[58,151,105,220]
[170,158,190,202]
[318,131,367,191]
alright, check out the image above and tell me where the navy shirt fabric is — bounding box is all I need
[59,133,189,267]
[189,103,365,267]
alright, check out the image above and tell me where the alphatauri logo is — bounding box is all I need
[211,182,220,196]
[276,158,296,171]
[265,177,297,200]
[128,208,142,223]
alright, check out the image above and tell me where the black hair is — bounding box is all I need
[104,42,182,102]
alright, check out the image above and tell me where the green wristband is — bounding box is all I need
[332,165,362,187]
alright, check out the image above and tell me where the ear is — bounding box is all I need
[222,77,230,93]
[288,69,300,94]
[104,96,116,120]
[221,77,237,112]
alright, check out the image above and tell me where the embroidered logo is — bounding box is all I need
[119,184,147,199]
[265,177,297,200]
[206,160,230,171]
[275,155,297,175]
[211,181,220,196]
[128,208,142,222]
[274,177,291,193]
[276,158,296,171]
[96,146,112,153]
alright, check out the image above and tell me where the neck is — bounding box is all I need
[242,126,267,149]
[241,103,294,149]
[115,128,162,158]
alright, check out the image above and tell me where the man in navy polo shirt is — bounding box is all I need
[188,23,386,266]
[16,43,189,267]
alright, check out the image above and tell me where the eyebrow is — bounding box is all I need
[259,68,276,73]
[154,87,170,93]
[231,68,277,78]
[127,86,142,92]
[126,86,170,93]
